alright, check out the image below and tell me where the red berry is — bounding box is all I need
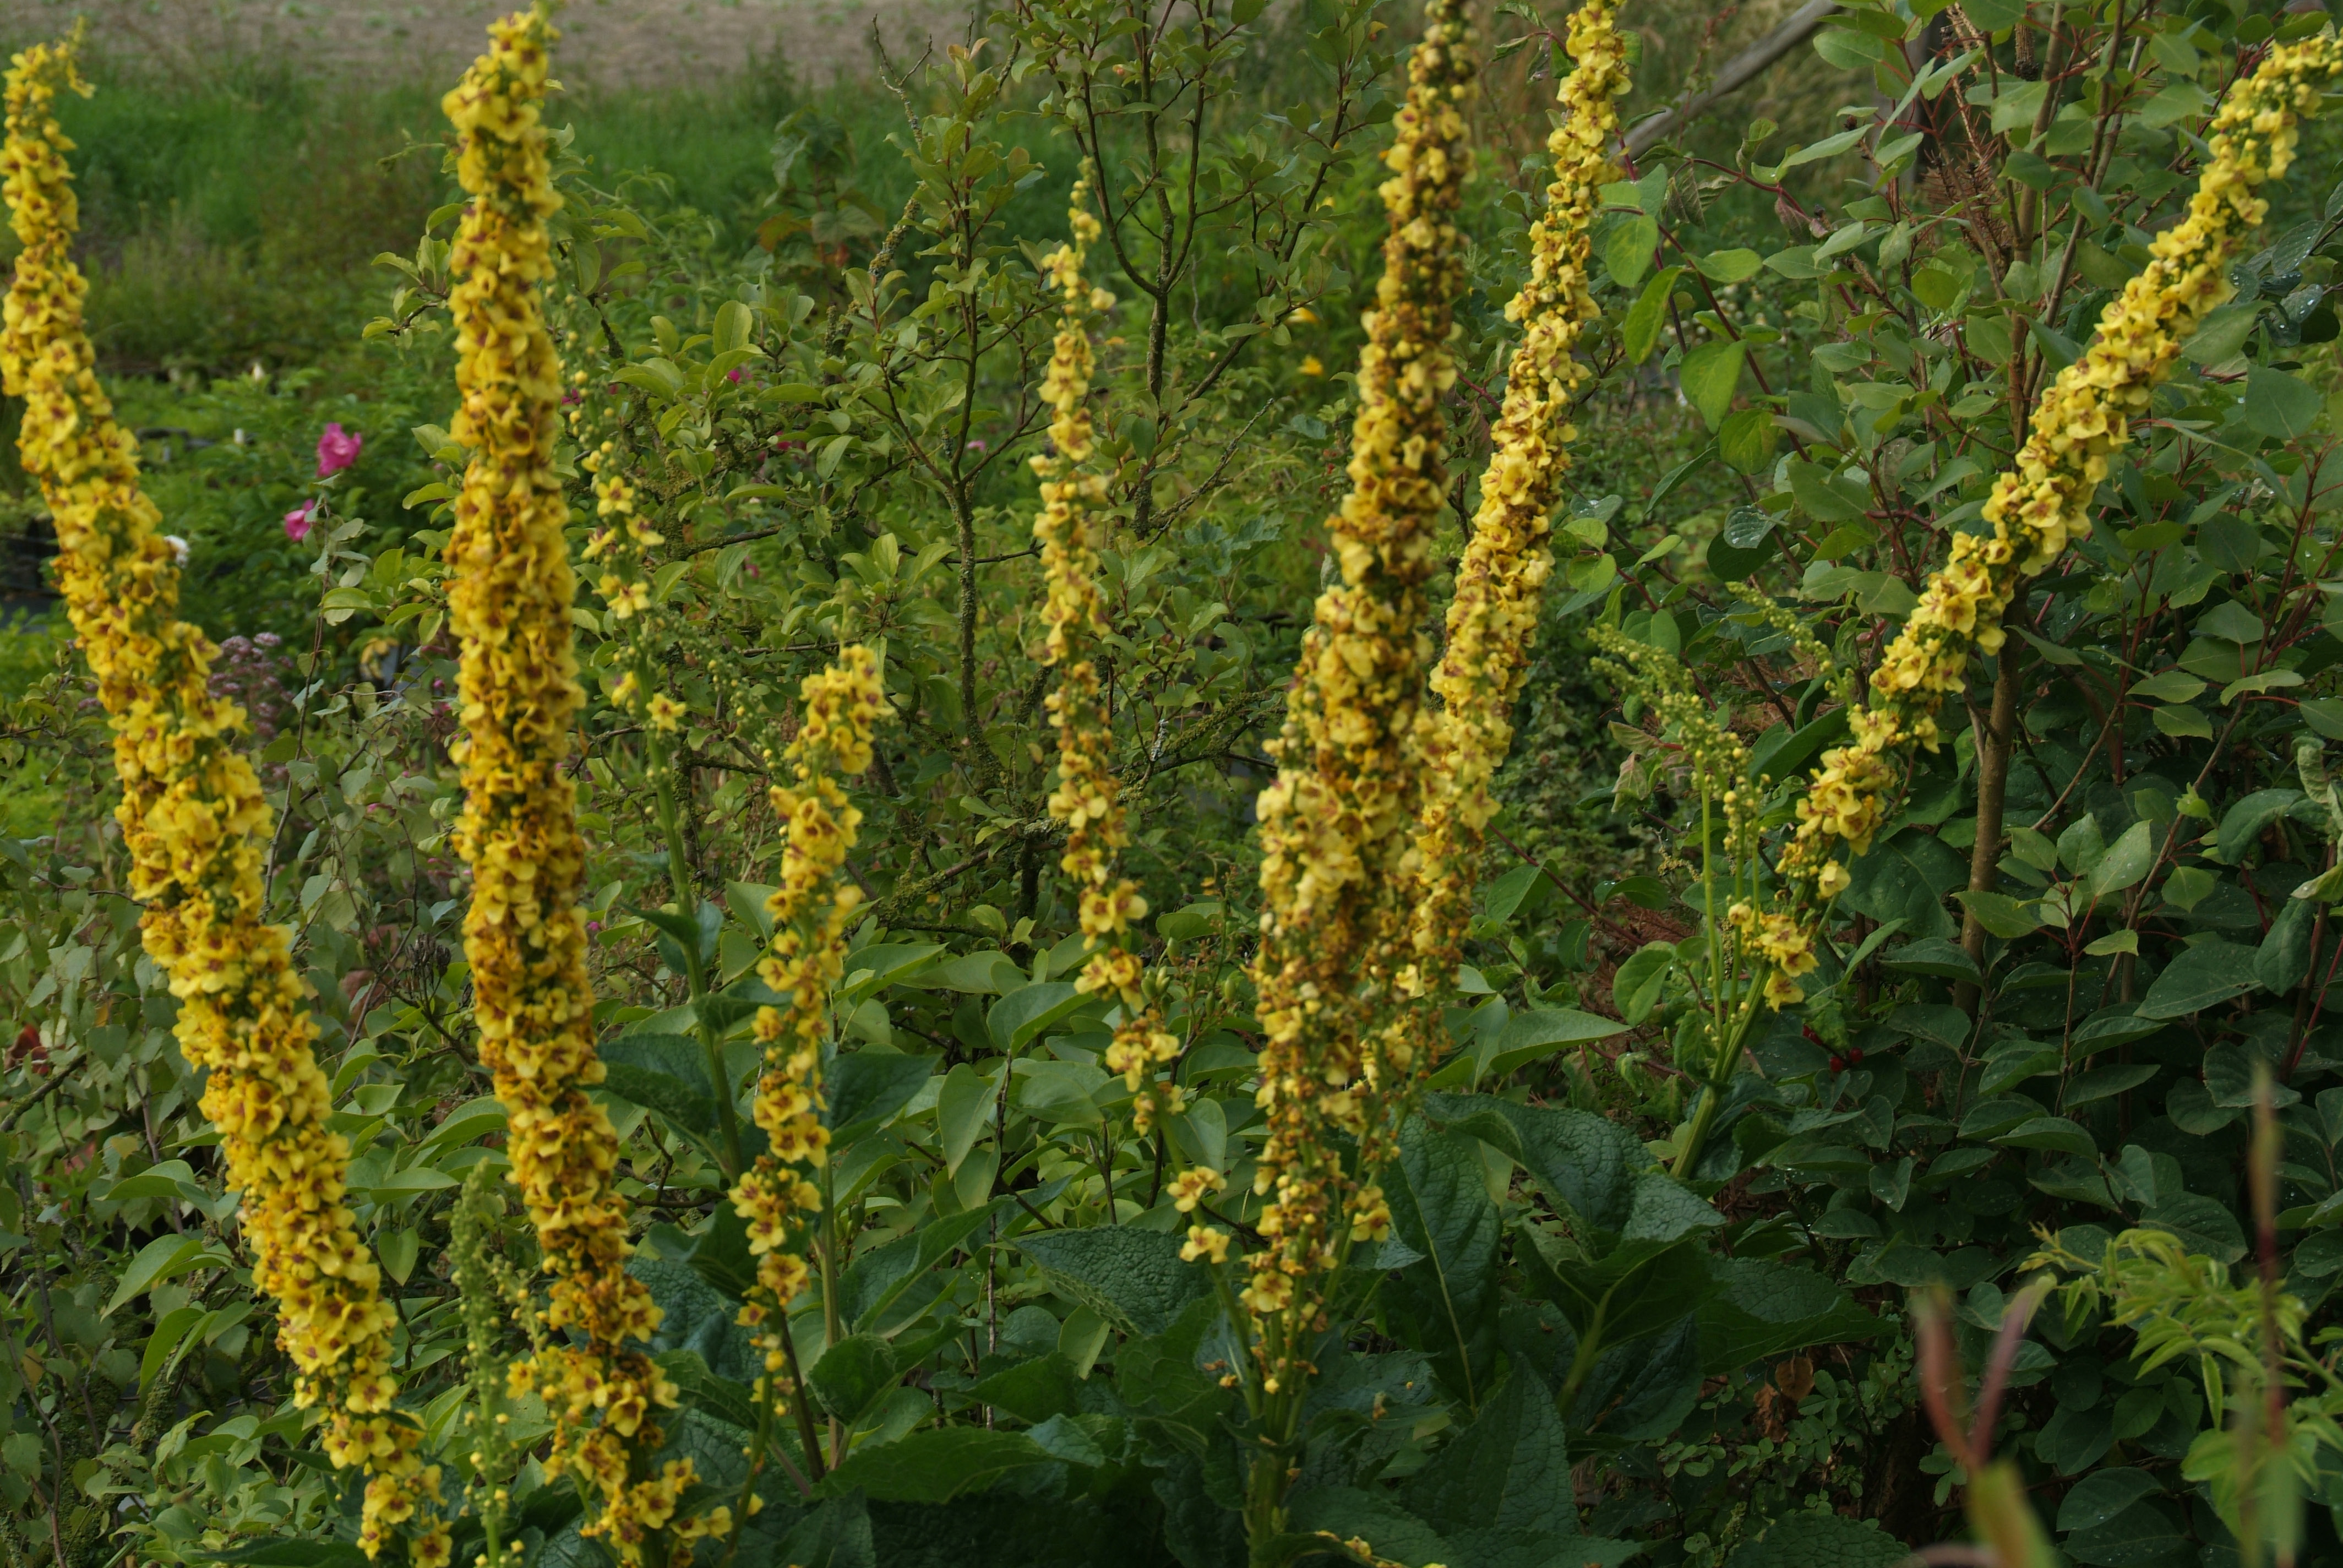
[1829,1055,1846,1073]
[1848,1047,1865,1065]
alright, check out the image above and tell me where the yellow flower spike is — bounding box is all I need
[1030,181,1184,1131]
[1783,34,2343,904]
[1410,0,1628,998]
[1247,0,1476,1390]
[441,10,714,1559]
[728,650,888,1433]
[0,30,438,1561]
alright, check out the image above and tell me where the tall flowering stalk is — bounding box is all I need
[727,649,889,1482]
[1240,0,1474,1545]
[440,12,720,1559]
[1407,0,1628,994]
[0,34,442,1564]
[1781,35,2343,906]
[1031,183,1186,1144]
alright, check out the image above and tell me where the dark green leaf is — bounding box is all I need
[826,1052,935,1136]
[2244,365,2322,439]
[819,1427,1049,1503]
[2057,1469,2162,1533]
[1384,1120,1504,1400]
[203,1544,372,1568]
[1398,1369,1572,1538]
[2135,939,2263,1020]
[1878,937,1981,984]
[2259,892,2318,993]
[1495,1101,1647,1234]
[1014,1226,1210,1338]
[1722,1512,1912,1568]
[2064,1499,2189,1566]
[806,1332,900,1427]
[1698,1257,1881,1373]
[598,1035,721,1141]
[986,983,1087,1051]
[1623,267,1685,364]
[2216,788,2302,863]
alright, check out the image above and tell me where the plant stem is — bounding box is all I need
[1957,645,2024,1015]
[653,750,745,1178]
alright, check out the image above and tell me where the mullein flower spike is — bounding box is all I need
[1779,35,2343,966]
[1029,182,1189,1153]
[440,10,724,1559]
[1408,0,1630,999]
[0,33,444,1564]
[1245,0,1477,1375]
[728,649,889,1374]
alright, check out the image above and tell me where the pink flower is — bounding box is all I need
[284,500,318,542]
[315,422,362,478]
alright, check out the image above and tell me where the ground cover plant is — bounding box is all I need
[18,0,2343,1565]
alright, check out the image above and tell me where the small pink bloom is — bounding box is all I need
[284,500,318,542]
[315,423,362,478]
[727,368,745,384]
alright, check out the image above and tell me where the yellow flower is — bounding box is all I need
[1410,0,1628,1000]
[1247,0,1480,1395]
[0,29,438,1561]
[646,692,685,732]
[730,649,888,1374]
[1784,34,2343,899]
[1181,1226,1232,1265]
[440,9,712,1558]
[1169,1166,1227,1213]
[1300,355,1325,376]
[1030,181,1184,1130]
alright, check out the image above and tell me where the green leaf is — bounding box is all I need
[1956,889,2043,938]
[1383,1120,1504,1401]
[1623,267,1685,364]
[2089,820,2156,898]
[986,982,1086,1051]
[1605,214,1660,287]
[654,1348,761,1431]
[1698,1257,1881,1373]
[1718,407,1778,476]
[826,1052,934,1137]
[1397,1369,1573,1539]
[1695,248,1764,284]
[2182,302,2257,365]
[598,1035,722,1142]
[818,1426,1050,1503]
[1612,941,1675,1024]
[1469,1007,1626,1084]
[1014,1227,1211,1338]
[967,1352,1083,1425]
[2215,788,2303,863]
[1722,1512,1913,1568]
[805,1332,899,1427]
[201,1544,374,1568]
[935,1063,994,1177]
[2151,704,2214,739]
[1847,835,1966,944]
[1496,1100,1648,1234]
[838,1203,998,1331]
[2259,893,2319,993]
[1996,1117,2098,1158]
[2136,939,2263,1020]
[1878,938,1982,985]
[2063,1499,2189,1566]
[1787,459,1870,522]
[108,1235,231,1315]
[1679,340,1748,432]
[2245,365,2323,439]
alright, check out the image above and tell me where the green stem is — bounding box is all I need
[652,750,745,1178]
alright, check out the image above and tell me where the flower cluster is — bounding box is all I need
[1028,184,1186,1137]
[440,12,719,1559]
[1408,0,1628,996]
[730,649,889,1351]
[1785,35,2343,892]
[0,32,441,1563]
[1245,0,1476,1380]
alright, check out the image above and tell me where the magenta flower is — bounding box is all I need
[315,422,362,478]
[284,500,318,542]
